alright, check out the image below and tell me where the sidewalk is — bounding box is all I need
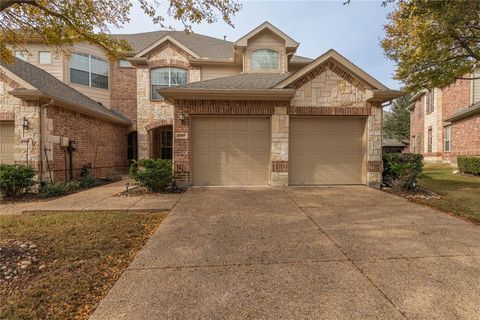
[0,179,180,215]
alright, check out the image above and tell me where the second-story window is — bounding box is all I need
[444,126,451,152]
[70,53,109,89]
[251,49,279,70]
[14,51,28,61]
[38,51,52,64]
[426,90,435,113]
[150,67,188,100]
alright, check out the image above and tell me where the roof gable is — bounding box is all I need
[235,22,299,48]
[275,49,388,90]
[134,35,200,58]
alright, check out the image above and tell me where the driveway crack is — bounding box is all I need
[282,189,410,320]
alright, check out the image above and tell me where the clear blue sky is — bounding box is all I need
[112,0,401,89]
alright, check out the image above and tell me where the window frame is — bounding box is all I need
[14,51,28,61]
[444,126,451,152]
[150,67,188,101]
[118,59,133,68]
[427,127,433,153]
[426,90,435,114]
[251,49,280,71]
[38,51,52,65]
[69,52,109,90]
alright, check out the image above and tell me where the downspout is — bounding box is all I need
[38,99,54,184]
[286,51,294,73]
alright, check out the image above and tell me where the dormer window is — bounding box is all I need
[251,49,279,70]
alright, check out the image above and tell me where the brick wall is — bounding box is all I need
[410,97,424,154]
[110,62,137,129]
[46,106,129,182]
[442,78,470,119]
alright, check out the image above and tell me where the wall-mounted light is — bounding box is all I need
[22,117,29,130]
[178,111,187,123]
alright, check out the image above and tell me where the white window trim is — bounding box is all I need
[70,53,109,89]
[38,51,52,65]
[444,126,451,152]
[251,49,280,71]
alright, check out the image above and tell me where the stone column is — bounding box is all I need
[367,104,383,188]
[136,67,150,159]
[271,106,289,186]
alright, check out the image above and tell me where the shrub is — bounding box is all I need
[78,175,97,188]
[64,180,81,192]
[129,159,172,192]
[0,164,36,198]
[458,156,480,175]
[39,183,68,198]
[382,153,423,191]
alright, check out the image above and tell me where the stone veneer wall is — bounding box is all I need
[0,76,41,174]
[136,41,200,159]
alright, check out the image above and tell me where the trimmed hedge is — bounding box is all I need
[382,153,424,190]
[458,156,480,175]
[0,164,36,198]
[129,159,172,192]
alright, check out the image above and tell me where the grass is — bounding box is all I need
[414,163,480,223]
[0,211,166,319]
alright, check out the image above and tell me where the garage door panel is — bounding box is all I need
[192,117,269,186]
[0,122,14,165]
[290,117,365,185]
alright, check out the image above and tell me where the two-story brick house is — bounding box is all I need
[408,70,480,164]
[0,22,401,187]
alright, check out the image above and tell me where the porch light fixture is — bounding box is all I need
[22,117,29,130]
[178,111,187,123]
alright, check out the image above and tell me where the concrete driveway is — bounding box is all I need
[91,187,480,320]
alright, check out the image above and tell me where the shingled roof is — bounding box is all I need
[1,58,130,125]
[166,73,290,90]
[112,30,312,63]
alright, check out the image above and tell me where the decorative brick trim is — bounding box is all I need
[175,100,289,115]
[288,106,371,116]
[291,59,369,91]
[424,152,443,157]
[145,118,173,131]
[443,151,480,156]
[0,112,15,121]
[367,161,383,172]
[148,59,190,70]
[272,160,288,172]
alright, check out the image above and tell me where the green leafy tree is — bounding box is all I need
[381,0,480,92]
[383,93,411,140]
[0,0,241,63]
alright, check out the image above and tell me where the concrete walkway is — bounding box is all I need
[0,179,179,215]
[91,186,480,320]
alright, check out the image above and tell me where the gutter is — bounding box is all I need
[39,99,54,184]
[158,88,296,102]
[366,89,404,103]
[409,90,427,102]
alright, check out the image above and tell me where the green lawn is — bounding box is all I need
[414,163,480,223]
[0,211,165,320]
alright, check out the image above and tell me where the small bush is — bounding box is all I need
[458,156,480,175]
[39,183,68,198]
[0,164,36,198]
[383,153,424,191]
[78,175,97,188]
[130,159,172,192]
[64,180,81,192]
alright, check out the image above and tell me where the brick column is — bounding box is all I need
[367,103,383,188]
[271,106,289,186]
[173,105,191,186]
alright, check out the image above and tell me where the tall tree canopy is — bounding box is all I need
[381,0,480,92]
[383,94,411,140]
[0,0,241,63]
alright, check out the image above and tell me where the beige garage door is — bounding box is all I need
[192,117,270,186]
[289,117,366,185]
[0,122,14,164]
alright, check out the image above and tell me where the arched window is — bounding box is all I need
[251,49,279,70]
[151,67,188,100]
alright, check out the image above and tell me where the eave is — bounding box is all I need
[366,89,404,103]
[444,102,480,123]
[158,88,296,103]
[409,90,427,102]
[9,89,131,126]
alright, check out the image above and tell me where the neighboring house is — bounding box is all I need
[382,139,409,153]
[0,21,401,188]
[408,70,480,163]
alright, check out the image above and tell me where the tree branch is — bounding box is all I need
[0,0,36,11]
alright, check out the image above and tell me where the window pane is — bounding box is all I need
[91,73,108,89]
[151,85,166,100]
[151,68,170,86]
[91,56,109,76]
[39,51,51,64]
[251,49,279,70]
[70,53,89,72]
[170,68,188,85]
[70,69,89,86]
[14,51,28,61]
[118,59,132,67]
